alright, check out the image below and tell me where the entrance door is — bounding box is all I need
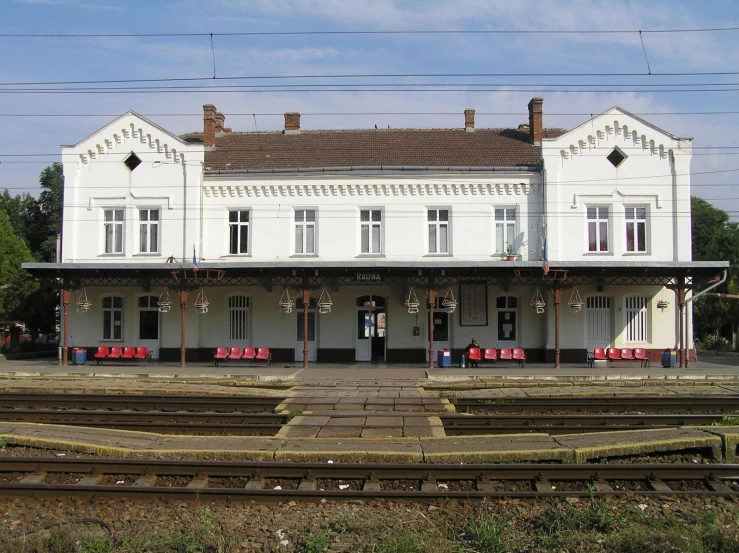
[587,296,611,352]
[355,295,386,362]
[496,296,518,348]
[427,297,450,360]
[138,296,161,359]
[295,298,317,362]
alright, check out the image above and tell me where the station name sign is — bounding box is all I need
[356,272,382,282]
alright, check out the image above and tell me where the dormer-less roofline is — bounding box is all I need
[543,106,691,143]
[62,110,197,149]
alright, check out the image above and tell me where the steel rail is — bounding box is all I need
[0,410,729,436]
[1,458,737,500]
[455,396,739,412]
[0,393,285,412]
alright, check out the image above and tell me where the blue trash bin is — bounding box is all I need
[437,349,451,368]
[72,348,86,366]
[661,349,676,368]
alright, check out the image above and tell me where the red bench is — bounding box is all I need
[467,347,525,368]
[93,346,151,365]
[588,347,649,368]
[214,347,271,367]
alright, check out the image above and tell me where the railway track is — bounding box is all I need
[1,458,737,501]
[454,396,739,413]
[0,409,731,435]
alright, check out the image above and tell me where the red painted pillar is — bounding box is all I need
[428,289,437,369]
[302,289,310,369]
[61,289,71,366]
[179,290,189,368]
[677,288,686,368]
[552,288,562,369]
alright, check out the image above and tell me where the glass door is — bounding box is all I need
[355,295,386,362]
[138,296,161,359]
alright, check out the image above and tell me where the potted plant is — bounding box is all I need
[568,287,584,313]
[505,244,516,262]
[194,290,209,314]
[318,288,332,314]
[157,288,171,313]
[441,288,457,313]
[279,288,294,314]
[76,288,91,313]
[657,299,669,310]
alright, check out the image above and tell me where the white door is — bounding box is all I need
[227,295,250,347]
[355,295,387,362]
[295,298,317,362]
[138,296,161,359]
[587,296,611,351]
[427,297,450,361]
[495,296,518,349]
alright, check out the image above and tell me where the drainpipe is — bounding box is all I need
[684,270,728,367]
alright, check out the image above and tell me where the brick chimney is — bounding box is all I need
[285,112,300,134]
[203,104,217,148]
[215,112,225,136]
[464,109,475,132]
[527,97,543,144]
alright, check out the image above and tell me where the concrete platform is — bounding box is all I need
[1,421,734,464]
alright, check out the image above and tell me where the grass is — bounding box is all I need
[711,415,739,426]
[477,398,509,405]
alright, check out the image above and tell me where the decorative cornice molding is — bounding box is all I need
[571,189,662,209]
[558,117,672,165]
[203,182,539,198]
[77,121,185,166]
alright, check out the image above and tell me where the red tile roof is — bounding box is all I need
[188,127,568,171]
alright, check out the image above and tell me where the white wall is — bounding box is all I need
[61,113,204,263]
[543,108,692,263]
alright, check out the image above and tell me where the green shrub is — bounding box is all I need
[609,526,703,553]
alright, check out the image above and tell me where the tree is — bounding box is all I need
[0,210,37,322]
[36,162,63,262]
[691,196,739,347]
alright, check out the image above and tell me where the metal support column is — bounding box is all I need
[552,288,562,369]
[427,288,437,369]
[677,287,686,368]
[302,289,311,369]
[178,290,189,368]
[61,289,71,366]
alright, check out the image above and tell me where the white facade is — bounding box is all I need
[35,101,723,366]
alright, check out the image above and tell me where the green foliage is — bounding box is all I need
[302,531,330,553]
[691,196,739,347]
[466,514,511,552]
[609,525,703,553]
[0,210,37,321]
[711,415,739,426]
[169,531,205,553]
[702,527,739,553]
[78,537,113,553]
[376,533,422,553]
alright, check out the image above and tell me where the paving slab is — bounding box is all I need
[420,434,571,463]
[361,428,403,438]
[316,426,363,438]
[275,439,424,463]
[698,427,739,463]
[554,427,724,463]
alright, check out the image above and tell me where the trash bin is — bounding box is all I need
[72,348,87,366]
[661,349,676,368]
[437,349,451,368]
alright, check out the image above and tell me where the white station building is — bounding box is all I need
[25,98,727,368]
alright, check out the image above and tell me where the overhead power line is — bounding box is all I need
[2,71,739,88]
[1,26,737,38]
[0,111,739,117]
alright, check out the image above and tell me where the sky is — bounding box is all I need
[1,0,739,217]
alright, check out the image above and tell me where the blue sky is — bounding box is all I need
[2,0,739,216]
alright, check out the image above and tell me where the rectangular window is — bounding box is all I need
[360,209,382,254]
[102,296,123,340]
[228,296,249,341]
[138,209,159,253]
[625,206,647,252]
[495,208,516,253]
[625,296,648,342]
[587,207,609,252]
[295,209,316,254]
[228,210,250,255]
[428,209,449,254]
[104,209,124,254]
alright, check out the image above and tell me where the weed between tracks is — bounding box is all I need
[2,497,739,553]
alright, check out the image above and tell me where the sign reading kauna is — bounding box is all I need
[356,272,382,282]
